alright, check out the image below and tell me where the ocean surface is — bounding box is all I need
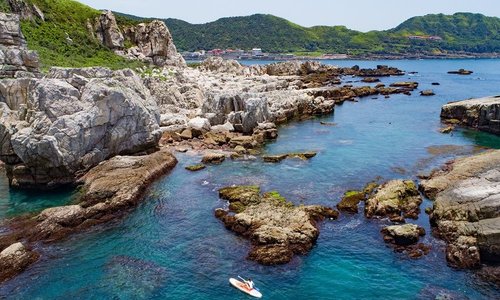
[1,59,500,299]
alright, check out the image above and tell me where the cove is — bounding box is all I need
[1,59,500,299]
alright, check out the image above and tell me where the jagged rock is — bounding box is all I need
[94,10,124,49]
[121,20,185,67]
[381,224,425,246]
[0,12,40,78]
[200,57,245,74]
[365,180,422,220]
[441,96,500,135]
[0,67,162,188]
[420,150,500,269]
[211,122,234,133]
[216,186,338,265]
[252,122,278,142]
[201,152,225,164]
[0,242,39,283]
[337,190,365,213]
[6,0,44,21]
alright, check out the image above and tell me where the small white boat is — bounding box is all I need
[229,277,262,298]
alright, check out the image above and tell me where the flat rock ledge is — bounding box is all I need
[441,96,500,135]
[0,149,177,283]
[420,150,500,272]
[215,186,338,265]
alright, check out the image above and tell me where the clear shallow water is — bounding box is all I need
[2,60,500,299]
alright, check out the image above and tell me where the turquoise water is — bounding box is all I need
[2,60,500,299]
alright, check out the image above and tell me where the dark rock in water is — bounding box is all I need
[215,186,338,265]
[361,77,380,83]
[417,285,470,300]
[476,265,500,286]
[104,256,168,299]
[365,180,422,220]
[320,121,337,126]
[432,82,441,86]
[185,164,206,172]
[389,81,419,89]
[420,90,435,96]
[262,151,317,163]
[448,69,473,75]
[440,125,455,134]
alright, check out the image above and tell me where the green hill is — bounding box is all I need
[164,13,500,55]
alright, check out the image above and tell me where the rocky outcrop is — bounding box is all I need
[420,150,500,269]
[382,224,425,246]
[94,10,124,49]
[441,96,500,135]
[262,151,317,163]
[365,180,422,220]
[5,0,44,22]
[215,186,338,265]
[0,12,40,78]
[0,242,39,283]
[121,20,185,67]
[0,67,162,188]
[448,69,473,75]
[0,149,177,281]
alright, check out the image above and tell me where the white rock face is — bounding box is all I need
[0,67,161,188]
[94,10,124,49]
[188,117,211,132]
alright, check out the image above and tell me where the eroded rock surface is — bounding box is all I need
[420,150,500,269]
[441,96,500,135]
[0,242,39,283]
[215,186,338,265]
[0,67,161,188]
[365,180,422,220]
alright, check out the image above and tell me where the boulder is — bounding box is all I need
[199,57,245,74]
[201,152,225,164]
[337,190,365,213]
[185,164,205,172]
[420,90,435,96]
[188,117,211,137]
[0,242,39,283]
[365,180,422,220]
[448,69,473,75]
[381,224,425,246]
[216,186,338,265]
[441,96,500,135]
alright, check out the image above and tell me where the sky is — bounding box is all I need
[77,0,500,32]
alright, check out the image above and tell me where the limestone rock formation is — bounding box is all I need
[215,186,338,265]
[0,67,162,188]
[420,150,500,269]
[94,10,124,49]
[0,12,40,78]
[441,96,500,135]
[121,20,185,67]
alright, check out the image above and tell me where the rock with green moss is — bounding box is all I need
[365,180,422,220]
[337,190,365,213]
[215,185,338,265]
[185,164,205,172]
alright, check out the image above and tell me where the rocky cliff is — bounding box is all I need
[0,67,162,188]
[420,150,500,270]
[91,10,185,67]
[441,96,500,135]
[0,11,40,78]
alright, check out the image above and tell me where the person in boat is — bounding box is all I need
[244,278,254,290]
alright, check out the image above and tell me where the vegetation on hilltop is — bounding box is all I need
[164,13,500,55]
[0,0,143,70]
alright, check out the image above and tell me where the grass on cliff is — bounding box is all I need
[2,0,144,70]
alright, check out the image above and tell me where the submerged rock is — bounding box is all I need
[262,151,317,163]
[365,180,422,220]
[216,186,338,265]
[185,164,206,172]
[201,152,225,164]
[420,90,435,96]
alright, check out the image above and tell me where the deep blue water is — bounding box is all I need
[1,59,500,299]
